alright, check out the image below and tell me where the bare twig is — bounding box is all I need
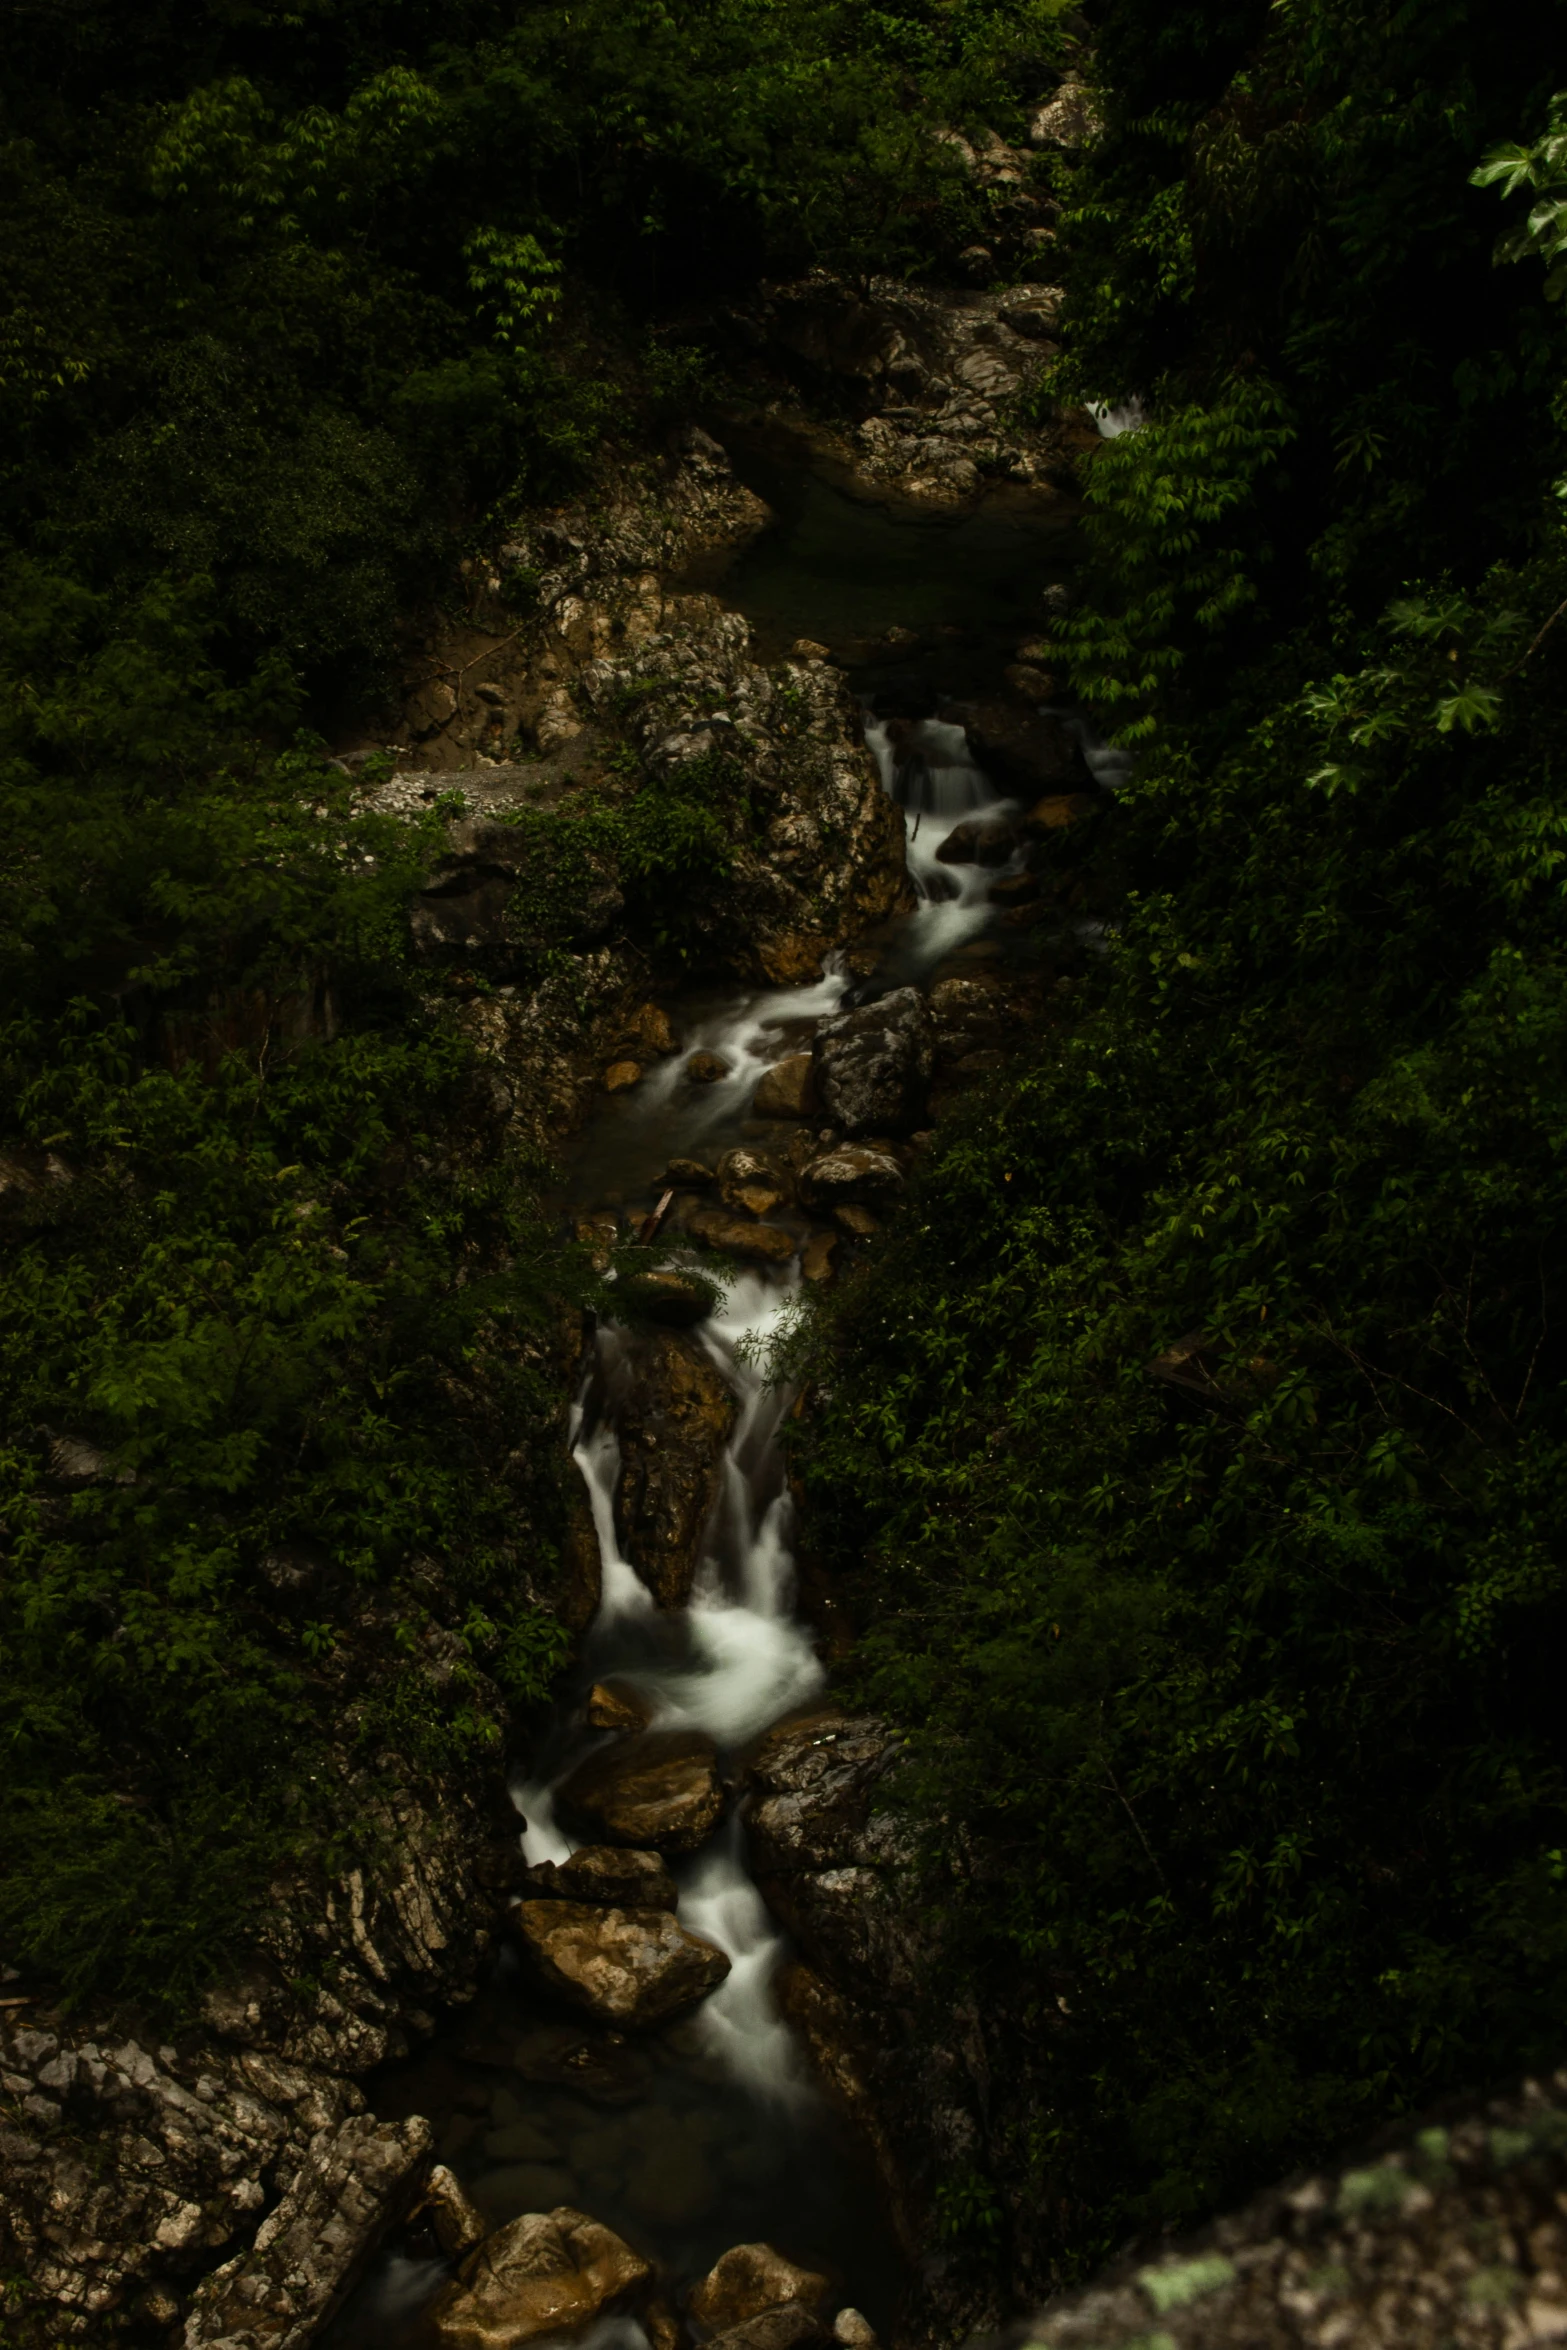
[1102,1757,1170,1895]
[1498,596,1567,683]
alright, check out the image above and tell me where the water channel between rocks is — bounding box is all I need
[328,475,1077,2350]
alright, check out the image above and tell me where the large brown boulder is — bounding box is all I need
[796,1145,905,1214]
[614,1331,736,1607]
[511,1902,731,2030]
[753,1054,820,1119]
[716,1147,789,1219]
[686,1208,797,1262]
[521,1845,677,1910]
[933,816,1019,868]
[428,2207,651,2349]
[558,1728,726,1851]
[811,990,931,1136]
[690,2243,829,2332]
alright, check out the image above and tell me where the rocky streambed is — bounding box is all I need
[0,372,1106,2350]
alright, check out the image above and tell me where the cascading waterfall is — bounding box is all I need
[862,711,1019,965]
[330,689,1029,2350]
[514,1270,825,2107]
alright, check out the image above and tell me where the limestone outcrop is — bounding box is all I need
[184,2114,434,2350]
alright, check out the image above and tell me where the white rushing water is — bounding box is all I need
[515,708,1024,2095]
[863,711,1019,965]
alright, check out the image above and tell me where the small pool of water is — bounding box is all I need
[687,422,1076,681]
[327,1954,901,2350]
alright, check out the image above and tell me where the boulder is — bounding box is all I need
[796,1145,905,1214]
[801,1231,838,1285]
[185,2115,435,2349]
[521,1846,678,1911]
[586,1680,654,1731]
[687,1210,798,1263]
[685,1052,731,1084]
[512,1902,731,2030]
[604,1061,642,1093]
[833,2314,878,2350]
[753,1055,820,1120]
[811,990,931,1136]
[428,2207,651,2350]
[666,1156,716,1185]
[933,817,1018,868]
[422,2164,488,2258]
[717,1147,788,1219]
[989,872,1040,908]
[614,1332,737,1608]
[627,1002,677,1057]
[708,2309,824,2350]
[619,1268,713,1329]
[689,2243,829,2332]
[833,1205,879,1240]
[1024,790,1097,832]
[557,1728,726,1852]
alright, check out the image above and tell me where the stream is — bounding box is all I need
[327,469,1073,2350]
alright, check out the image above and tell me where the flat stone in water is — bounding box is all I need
[427,2206,651,2350]
[512,1901,732,2029]
[556,1730,727,1851]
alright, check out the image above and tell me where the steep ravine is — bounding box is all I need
[327,549,1093,2349]
[0,406,1094,2350]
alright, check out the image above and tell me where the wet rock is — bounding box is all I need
[717,1147,789,1219]
[495,2022,649,2106]
[708,2308,824,2350]
[929,975,1004,1047]
[833,1205,880,1239]
[753,1055,819,1119]
[558,1728,727,1852]
[802,1230,839,1284]
[989,872,1040,907]
[791,638,831,661]
[666,1157,716,1186]
[951,699,1080,799]
[746,1712,914,1998]
[428,2206,651,2349]
[604,1061,642,1093]
[421,2163,488,2257]
[646,2297,689,2350]
[796,1145,905,1213]
[522,1846,678,1910]
[186,2114,434,2349]
[833,2312,878,2349]
[512,1902,731,2029]
[686,1210,798,1263]
[575,1212,620,1272]
[690,2242,829,2331]
[933,816,1018,868]
[1024,791,1097,831]
[685,1052,731,1084]
[619,1267,714,1329]
[812,990,932,1136]
[627,1002,677,1056]
[614,1331,736,1607]
[587,1680,654,1731]
[1028,79,1100,150]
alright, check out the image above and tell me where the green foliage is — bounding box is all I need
[790,2,1567,2295]
[0,0,1064,693]
[1474,92,1567,298]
